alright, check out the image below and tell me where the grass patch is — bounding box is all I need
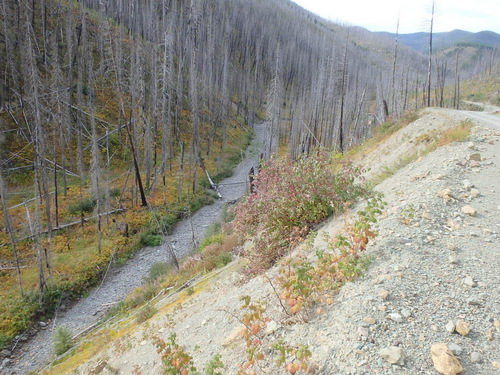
[53,325,74,356]
[437,121,473,146]
[68,197,96,215]
[147,262,170,283]
[136,305,157,324]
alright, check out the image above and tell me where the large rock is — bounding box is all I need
[379,346,405,365]
[431,343,463,375]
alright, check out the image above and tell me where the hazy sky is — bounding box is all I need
[291,0,500,34]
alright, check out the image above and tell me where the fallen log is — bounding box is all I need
[0,209,125,245]
[199,158,222,198]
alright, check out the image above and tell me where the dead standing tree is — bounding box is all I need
[427,0,435,107]
[0,163,24,296]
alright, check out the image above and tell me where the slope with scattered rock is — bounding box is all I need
[21,106,500,375]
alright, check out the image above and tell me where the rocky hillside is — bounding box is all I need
[8,106,500,374]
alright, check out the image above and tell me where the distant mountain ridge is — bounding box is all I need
[375,29,500,53]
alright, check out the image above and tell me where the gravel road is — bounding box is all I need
[3,123,266,375]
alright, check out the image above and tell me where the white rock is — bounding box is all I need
[401,308,411,318]
[379,346,405,365]
[448,343,463,356]
[463,276,476,287]
[471,352,482,363]
[461,205,477,216]
[446,321,456,333]
[470,188,480,198]
[389,313,403,323]
[462,179,473,190]
[265,320,279,335]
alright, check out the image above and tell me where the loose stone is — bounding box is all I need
[379,346,405,365]
[485,328,494,340]
[378,289,390,300]
[363,316,376,325]
[448,343,463,356]
[462,179,473,190]
[455,320,470,336]
[430,343,463,375]
[471,352,482,363]
[468,153,482,162]
[463,276,477,287]
[461,205,477,216]
[389,313,403,323]
[445,321,456,333]
[470,188,480,198]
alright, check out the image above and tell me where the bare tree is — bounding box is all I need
[0,161,23,296]
[427,0,435,107]
[264,46,282,159]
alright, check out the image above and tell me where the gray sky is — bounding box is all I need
[291,0,500,34]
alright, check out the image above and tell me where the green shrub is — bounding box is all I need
[220,203,235,223]
[199,233,224,252]
[190,194,214,212]
[147,262,170,283]
[136,305,157,324]
[216,252,232,268]
[68,197,96,215]
[110,187,121,198]
[204,222,222,238]
[140,232,163,247]
[205,353,224,375]
[53,325,73,356]
[128,283,159,308]
[158,213,177,235]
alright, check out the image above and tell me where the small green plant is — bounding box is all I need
[68,197,96,215]
[272,193,385,319]
[199,233,224,252]
[136,305,157,324]
[273,257,316,321]
[272,339,312,374]
[204,221,222,238]
[234,296,269,374]
[147,262,170,283]
[154,333,197,374]
[52,325,73,356]
[399,204,416,225]
[110,187,121,198]
[186,286,195,296]
[139,232,163,247]
[205,353,224,375]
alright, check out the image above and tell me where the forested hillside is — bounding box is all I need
[0,0,498,353]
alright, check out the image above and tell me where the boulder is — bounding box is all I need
[431,343,463,375]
